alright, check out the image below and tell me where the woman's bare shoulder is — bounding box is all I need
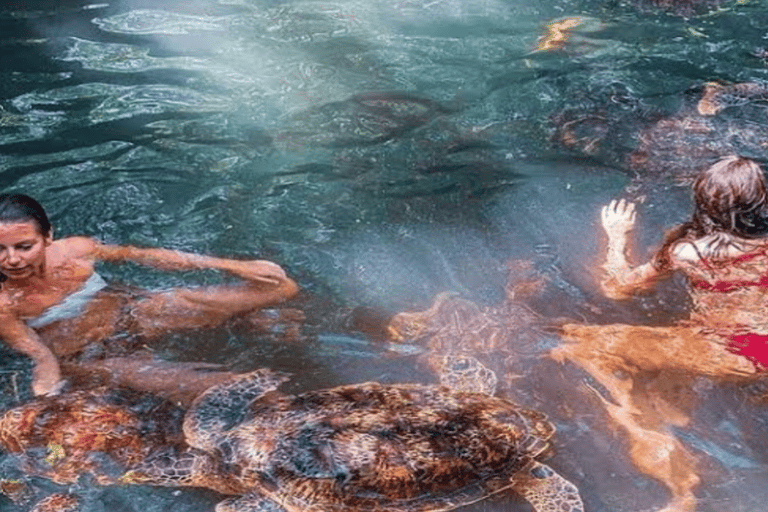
[670,235,768,265]
[0,290,14,311]
[54,236,100,259]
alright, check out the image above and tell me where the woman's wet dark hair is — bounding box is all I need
[0,194,51,237]
[654,156,768,270]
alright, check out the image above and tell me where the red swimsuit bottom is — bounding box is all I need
[725,333,768,370]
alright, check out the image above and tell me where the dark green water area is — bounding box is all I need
[2,0,768,510]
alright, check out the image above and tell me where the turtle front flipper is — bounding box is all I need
[510,461,584,512]
[386,291,460,342]
[216,494,287,512]
[184,369,290,451]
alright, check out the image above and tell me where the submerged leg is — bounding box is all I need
[36,276,298,356]
[583,383,699,512]
[37,292,129,357]
[555,323,705,512]
[510,461,584,512]
[61,356,240,407]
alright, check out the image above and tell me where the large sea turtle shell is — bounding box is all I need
[0,386,189,510]
[0,369,583,512]
[127,369,584,512]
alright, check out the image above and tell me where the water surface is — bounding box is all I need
[2,0,768,511]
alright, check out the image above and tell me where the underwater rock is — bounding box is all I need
[629,0,724,16]
[276,91,453,148]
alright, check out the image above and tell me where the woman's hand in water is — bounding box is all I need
[33,375,65,396]
[228,259,289,285]
[602,198,636,238]
[30,351,64,396]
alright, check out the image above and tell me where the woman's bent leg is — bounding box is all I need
[129,278,299,338]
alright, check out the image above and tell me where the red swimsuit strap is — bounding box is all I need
[690,248,768,292]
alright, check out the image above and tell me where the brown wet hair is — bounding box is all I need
[654,156,768,270]
[0,193,52,237]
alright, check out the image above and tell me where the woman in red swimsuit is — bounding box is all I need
[552,156,768,512]
[0,194,298,396]
[598,155,768,369]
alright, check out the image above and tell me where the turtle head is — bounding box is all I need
[435,354,498,395]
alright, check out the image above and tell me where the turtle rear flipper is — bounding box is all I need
[30,493,80,512]
[184,369,290,451]
[511,461,584,512]
[216,494,286,512]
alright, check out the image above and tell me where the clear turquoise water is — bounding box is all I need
[1,0,768,511]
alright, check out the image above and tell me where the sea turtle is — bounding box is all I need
[29,493,79,512]
[0,386,186,487]
[627,0,723,15]
[0,384,189,511]
[385,259,551,395]
[534,16,609,54]
[124,368,584,512]
[0,370,583,512]
[550,79,768,182]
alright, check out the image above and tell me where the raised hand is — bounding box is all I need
[601,198,636,238]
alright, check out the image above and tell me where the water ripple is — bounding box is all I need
[90,84,232,122]
[61,37,212,73]
[92,9,232,35]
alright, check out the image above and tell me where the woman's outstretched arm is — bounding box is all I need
[601,199,668,299]
[79,238,289,286]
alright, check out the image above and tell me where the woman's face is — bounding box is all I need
[0,221,51,280]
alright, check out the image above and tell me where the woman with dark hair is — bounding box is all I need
[0,194,298,396]
[601,155,768,300]
[560,155,768,377]
[551,156,768,511]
